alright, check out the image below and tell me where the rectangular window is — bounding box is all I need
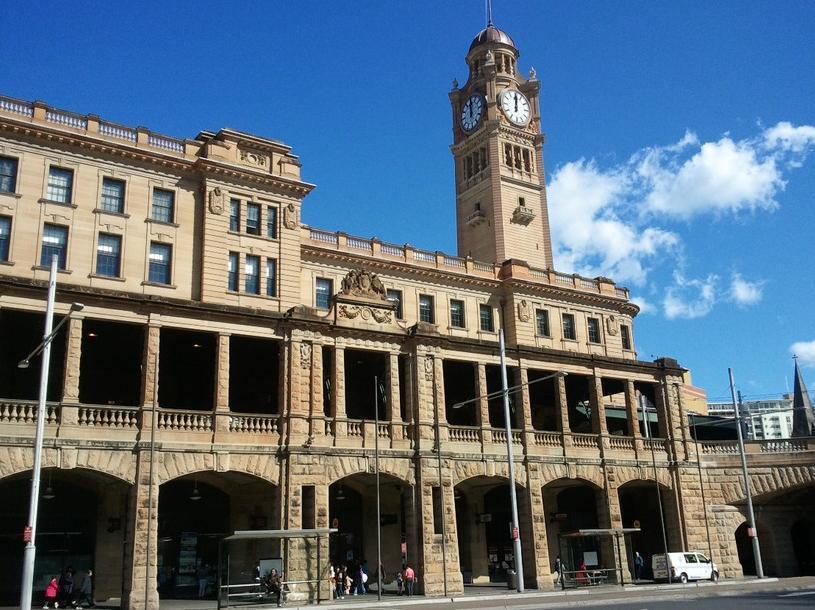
[419,294,434,324]
[40,223,69,269]
[387,289,403,319]
[432,486,443,535]
[621,324,631,350]
[246,203,260,235]
[227,252,239,292]
[46,167,73,203]
[315,278,333,309]
[587,317,601,343]
[95,233,122,277]
[245,254,260,294]
[266,206,278,238]
[148,242,172,284]
[536,309,550,336]
[479,304,494,332]
[0,156,18,193]
[151,188,174,223]
[229,198,240,232]
[100,177,125,213]
[266,259,277,297]
[450,299,465,328]
[562,313,576,340]
[0,216,11,261]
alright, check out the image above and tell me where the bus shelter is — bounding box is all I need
[558,527,640,589]
[217,528,337,608]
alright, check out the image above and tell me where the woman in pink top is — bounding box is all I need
[44,577,59,608]
[403,565,416,596]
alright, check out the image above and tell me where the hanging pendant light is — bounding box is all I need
[42,471,55,500]
[190,481,202,501]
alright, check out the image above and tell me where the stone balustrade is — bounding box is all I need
[0,400,59,425]
[78,405,139,429]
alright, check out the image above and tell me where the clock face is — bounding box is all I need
[500,89,531,126]
[460,94,484,132]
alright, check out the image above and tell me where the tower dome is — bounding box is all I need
[468,25,517,52]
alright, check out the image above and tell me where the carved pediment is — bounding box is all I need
[339,269,389,303]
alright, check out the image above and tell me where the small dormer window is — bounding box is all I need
[475,202,481,211]
[518,197,526,207]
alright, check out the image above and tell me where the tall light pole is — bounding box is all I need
[19,255,84,609]
[498,329,524,592]
[729,368,763,578]
[374,376,383,601]
[640,393,670,583]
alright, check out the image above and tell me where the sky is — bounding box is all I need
[1,1,813,401]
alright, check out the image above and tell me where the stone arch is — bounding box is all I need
[735,518,777,576]
[325,455,414,486]
[453,461,528,488]
[536,462,605,490]
[614,465,673,490]
[0,445,136,485]
[157,450,280,486]
[718,465,815,505]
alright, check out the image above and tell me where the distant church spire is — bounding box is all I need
[486,0,494,26]
[791,356,815,437]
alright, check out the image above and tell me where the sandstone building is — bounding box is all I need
[1,23,814,608]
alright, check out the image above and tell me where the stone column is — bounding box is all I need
[625,381,643,454]
[214,333,230,433]
[477,362,491,445]
[416,462,462,595]
[288,340,310,440]
[413,350,438,447]
[601,475,633,583]
[138,325,160,437]
[669,381,690,461]
[519,367,534,448]
[433,355,448,443]
[589,375,609,450]
[653,381,670,440]
[332,345,346,437]
[388,353,403,441]
[521,468,552,589]
[121,451,159,610]
[310,343,324,439]
[555,374,572,448]
[60,317,83,426]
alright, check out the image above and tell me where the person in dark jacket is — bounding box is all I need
[76,570,94,608]
[58,567,76,607]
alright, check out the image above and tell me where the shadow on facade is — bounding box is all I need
[618,480,673,579]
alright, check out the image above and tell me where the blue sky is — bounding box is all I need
[2,1,813,400]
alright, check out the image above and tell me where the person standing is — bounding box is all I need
[43,576,59,609]
[396,569,404,596]
[553,555,563,585]
[59,567,76,607]
[196,563,209,598]
[634,552,644,581]
[76,570,94,608]
[403,564,415,596]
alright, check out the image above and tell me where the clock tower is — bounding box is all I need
[450,23,554,270]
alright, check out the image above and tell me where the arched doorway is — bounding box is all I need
[618,480,672,580]
[0,468,130,605]
[791,518,815,575]
[453,477,532,586]
[735,521,774,576]
[157,472,279,600]
[542,479,603,578]
[328,473,410,591]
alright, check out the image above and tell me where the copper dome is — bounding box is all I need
[469,25,517,52]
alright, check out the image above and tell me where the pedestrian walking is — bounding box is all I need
[634,551,644,581]
[404,564,415,596]
[76,570,95,608]
[334,565,345,599]
[43,576,59,609]
[396,569,404,596]
[553,555,563,585]
[196,563,210,598]
[58,567,76,607]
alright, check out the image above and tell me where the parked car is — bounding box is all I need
[652,552,719,583]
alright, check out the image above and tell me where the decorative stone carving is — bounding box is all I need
[517,299,532,322]
[606,314,619,336]
[529,66,537,80]
[283,202,297,229]
[300,343,312,369]
[424,356,434,381]
[338,304,392,324]
[239,149,268,167]
[340,269,388,302]
[208,187,226,215]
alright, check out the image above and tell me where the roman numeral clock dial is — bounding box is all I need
[499,89,530,126]
[460,94,484,132]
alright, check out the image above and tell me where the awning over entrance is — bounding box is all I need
[223,528,337,541]
[561,528,641,538]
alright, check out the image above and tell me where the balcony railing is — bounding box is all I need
[157,409,212,432]
[229,413,279,435]
[0,400,59,425]
[78,405,138,429]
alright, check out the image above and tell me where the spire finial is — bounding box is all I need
[486,0,494,26]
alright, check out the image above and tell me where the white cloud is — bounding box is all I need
[729,273,763,306]
[791,341,815,367]
[662,273,718,320]
[546,121,814,317]
[630,296,655,315]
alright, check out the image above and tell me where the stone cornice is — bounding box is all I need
[193,158,315,197]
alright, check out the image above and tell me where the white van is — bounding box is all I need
[652,552,719,583]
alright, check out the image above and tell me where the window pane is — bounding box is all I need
[148,242,172,284]
[562,314,575,340]
[46,167,73,203]
[151,189,174,223]
[0,216,11,261]
[245,255,260,294]
[95,233,122,277]
[267,206,278,239]
[246,203,260,235]
[419,294,434,323]
[228,252,239,291]
[230,199,240,232]
[100,178,125,213]
[266,259,277,297]
[450,300,465,327]
[315,278,332,309]
[536,309,550,336]
[0,156,18,193]
[588,318,601,343]
[479,304,493,332]
[387,289,403,319]
[40,223,68,269]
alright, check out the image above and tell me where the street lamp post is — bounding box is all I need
[19,255,84,610]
